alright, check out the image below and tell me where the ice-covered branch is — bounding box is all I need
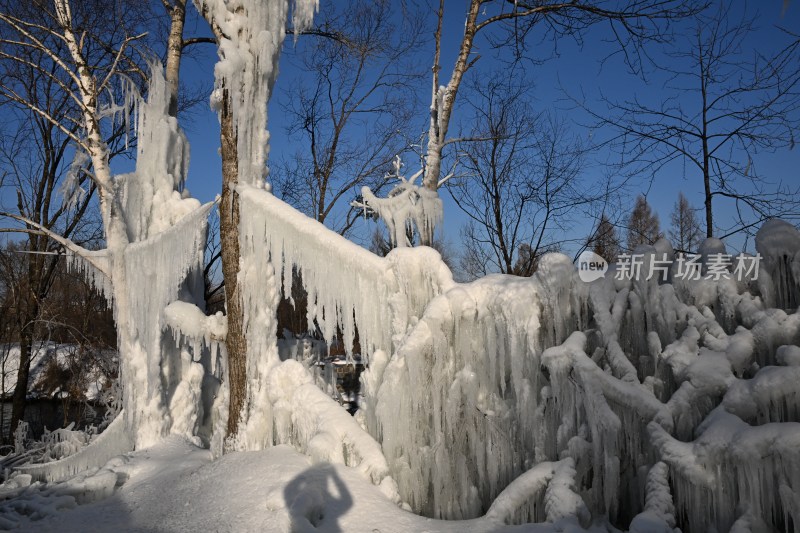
[354,156,442,247]
[484,461,558,524]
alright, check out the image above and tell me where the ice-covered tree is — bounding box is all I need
[193,0,317,448]
[0,0,214,452]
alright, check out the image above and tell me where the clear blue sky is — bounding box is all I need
[1,2,796,259]
[161,1,800,258]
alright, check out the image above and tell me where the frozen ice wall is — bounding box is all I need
[365,254,588,520]
[235,168,800,532]
[363,220,800,530]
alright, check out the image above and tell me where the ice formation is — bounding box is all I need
[357,156,444,247]
[756,219,800,309]
[111,66,212,450]
[242,178,799,531]
[193,0,318,186]
[238,184,452,363]
[57,64,215,457]
[230,183,450,465]
[358,219,799,530]
[11,415,131,484]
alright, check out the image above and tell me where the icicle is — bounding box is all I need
[237,184,452,362]
[59,148,91,209]
[755,219,800,310]
[65,249,113,306]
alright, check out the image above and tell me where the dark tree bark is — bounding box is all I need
[217,89,247,441]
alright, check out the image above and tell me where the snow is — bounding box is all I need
[628,462,677,533]
[164,301,227,343]
[268,360,392,487]
[1,437,610,532]
[0,343,113,401]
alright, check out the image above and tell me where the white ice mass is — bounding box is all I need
[2,1,799,531]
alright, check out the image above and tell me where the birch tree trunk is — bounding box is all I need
[164,0,188,118]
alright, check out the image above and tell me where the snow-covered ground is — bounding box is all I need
[1,436,589,532]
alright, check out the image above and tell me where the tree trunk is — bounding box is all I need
[165,0,187,118]
[9,328,34,438]
[703,171,713,238]
[218,90,247,443]
[421,0,481,195]
[8,248,46,439]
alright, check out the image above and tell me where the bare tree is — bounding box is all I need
[273,0,423,236]
[450,76,589,279]
[410,0,706,244]
[0,0,146,437]
[592,3,800,238]
[626,195,662,249]
[669,192,702,253]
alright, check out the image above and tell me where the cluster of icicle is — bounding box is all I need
[60,65,215,458]
[363,254,589,521]
[192,0,317,186]
[238,184,452,363]
[233,184,451,490]
[361,221,800,531]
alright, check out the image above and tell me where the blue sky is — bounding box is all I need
[1,2,796,260]
[159,1,800,259]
